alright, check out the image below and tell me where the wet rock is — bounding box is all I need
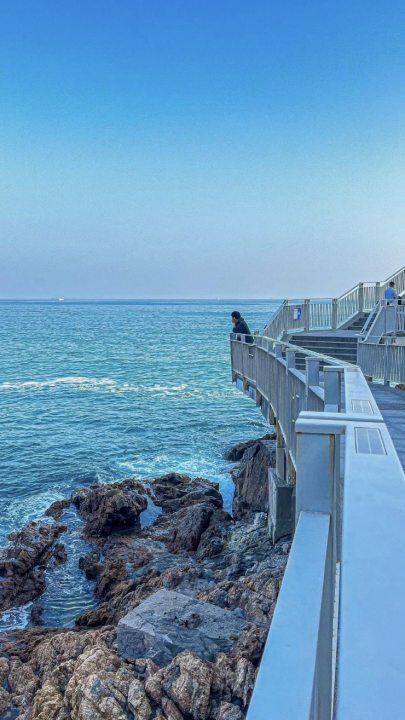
[53,543,68,565]
[71,478,148,537]
[45,499,71,520]
[151,474,223,513]
[0,522,67,612]
[146,504,231,555]
[95,559,128,600]
[0,451,289,720]
[117,589,248,664]
[30,606,44,626]
[231,439,276,518]
[76,570,167,628]
[224,434,275,462]
[79,551,102,580]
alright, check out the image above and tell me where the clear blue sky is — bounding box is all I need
[1,1,404,298]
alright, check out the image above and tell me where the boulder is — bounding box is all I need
[0,522,67,612]
[145,504,231,555]
[45,499,71,520]
[151,473,223,512]
[117,589,248,664]
[71,478,148,537]
[231,438,276,518]
[224,434,275,462]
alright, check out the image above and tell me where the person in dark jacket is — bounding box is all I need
[231,311,253,342]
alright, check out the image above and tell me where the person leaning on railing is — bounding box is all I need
[231,310,253,343]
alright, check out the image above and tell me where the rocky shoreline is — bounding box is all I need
[0,434,290,720]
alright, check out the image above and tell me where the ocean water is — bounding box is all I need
[0,299,278,629]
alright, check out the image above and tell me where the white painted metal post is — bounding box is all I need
[332,299,338,330]
[306,357,320,385]
[358,282,364,313]
[324,367,342,412]
[295,427,340,720]
[305,357,320,410]
[304,299,310,332]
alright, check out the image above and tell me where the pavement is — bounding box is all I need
[369,384,405,469]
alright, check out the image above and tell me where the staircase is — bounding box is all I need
[346,314,369,332]
[289,313,369,365]
[290,334,358,364]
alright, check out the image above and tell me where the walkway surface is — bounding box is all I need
[369,384,405,469]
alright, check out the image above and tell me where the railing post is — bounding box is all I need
[276,424,286,482]
[332,298,338,330]
[324,367,342,412]
[304,299,310,332]
[285,348,296,370]
[305,357,320,410]
[358,283,364,313]
[295,421,342,720]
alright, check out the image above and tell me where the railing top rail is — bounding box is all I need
[235,332,352,368]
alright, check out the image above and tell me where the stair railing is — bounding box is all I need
[264,266,405,340]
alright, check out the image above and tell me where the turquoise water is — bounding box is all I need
[0,299,277,628]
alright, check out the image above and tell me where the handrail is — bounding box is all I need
[264,265,405,339]
[360,301,405,343]
[231,332,405,718]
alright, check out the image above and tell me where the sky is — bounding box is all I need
[1,1,405,299]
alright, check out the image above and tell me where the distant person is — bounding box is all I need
[384,281,398,304]
[231,311,253,343]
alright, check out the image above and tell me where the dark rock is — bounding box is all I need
[151,473,223,512]
[52,543,68,565]
[71,478,148,537]
[224,434,275,462]
[146,504,231,555]
[30,607,44,626]
[0,522,67,612]
[45,498,71,520]
[95,558,128,600]
[231,438,276,518]
[118,589,249,664]
[78,551,101,580]
[197,570,280,626]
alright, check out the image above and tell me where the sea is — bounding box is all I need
[0,299,279,630]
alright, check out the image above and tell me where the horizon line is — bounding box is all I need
[0,297,282,302]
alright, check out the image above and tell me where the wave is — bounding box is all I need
[0,377,189,395]
[0,376,116,391]
[0,378,237,401]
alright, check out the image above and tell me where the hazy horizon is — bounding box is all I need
[1,1,405,299]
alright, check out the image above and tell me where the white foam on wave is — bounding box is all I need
[0,602,32,630]
[112,382,188,395]
[0,377,191,396]
[0,376,117,391]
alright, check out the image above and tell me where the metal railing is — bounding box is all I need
[360,301,405,344]
[264,266,405,339]
[231,333,405,719]
[356,302,405,383]
[358,340,405,385]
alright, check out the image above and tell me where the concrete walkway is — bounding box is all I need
[369,384,405,469]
